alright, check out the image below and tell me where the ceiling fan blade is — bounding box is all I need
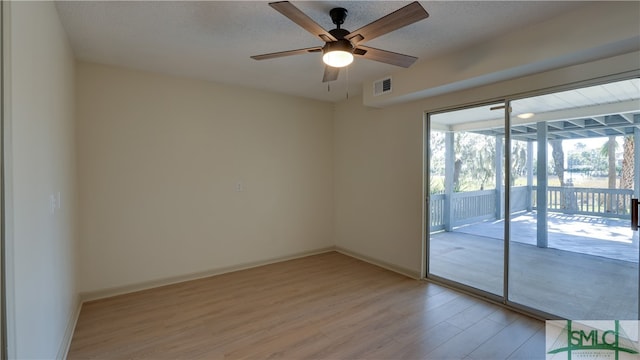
[354,46,418,68]
[251,46,323,60]
[346,2,428,45]
[322,66,340,82]
[269,1,337,42]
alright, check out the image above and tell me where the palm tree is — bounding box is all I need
[620,135,634,190]
[620,135,635,213]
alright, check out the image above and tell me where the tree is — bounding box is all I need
[453,132,496,192]
[453,159,462,191]
[474,145,495,190]
[619,135,634,213]
[548,139,579,209]
[607,136,617,189]
[511,140,527,186]
[620,135,634,190]
[549,140,565,186]
[574,142,587,152]
[600,136,618,212]
[429,131,446,194]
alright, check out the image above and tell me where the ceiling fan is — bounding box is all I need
[251,1,429,82]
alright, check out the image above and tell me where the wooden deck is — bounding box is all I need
[68,252,545,359]
[430,219,639,320]
[454,211,638,263]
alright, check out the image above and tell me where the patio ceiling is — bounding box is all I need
[479,112,640,141]
[430,78,640,141]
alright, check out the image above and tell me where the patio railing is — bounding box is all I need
[430,194,445,231]
[452,190,496,226]
[430,190,500,231]
[533,186,633,218]
[430,186,633,230]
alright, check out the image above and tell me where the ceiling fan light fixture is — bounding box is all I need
[517,112,535,119]
[322,40,354,68]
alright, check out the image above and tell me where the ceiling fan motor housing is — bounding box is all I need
[329,28,350,41]
[330,7,348,28]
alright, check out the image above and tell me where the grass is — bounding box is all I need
[533,175,612,189]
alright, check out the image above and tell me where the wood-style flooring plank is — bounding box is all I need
[68,251,544,359]
[466,316,543,359]
[425,317,508,359]
[507,327,546,360]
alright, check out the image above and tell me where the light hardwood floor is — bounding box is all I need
[68,252,545,359]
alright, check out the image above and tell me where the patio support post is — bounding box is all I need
[634,127,639,200]
[526,140,533,211]
[634,127,639,247]
[536,122,548,248]
[444,131,455,232]
[495,135,504,219]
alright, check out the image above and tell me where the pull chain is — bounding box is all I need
[346,65,349,100]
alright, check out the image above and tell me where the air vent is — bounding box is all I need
[373,77,392,96]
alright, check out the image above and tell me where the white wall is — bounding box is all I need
[334,52,640,277]
[5,1,78,358]
[76,62,334,294]
[333,100,424,277]
[364,1,640,107]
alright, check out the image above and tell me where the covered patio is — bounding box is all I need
[429,79,640,253]
[430,226,639,320]
[427,78,640,320]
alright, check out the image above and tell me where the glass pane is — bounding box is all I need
[508,78,639,320]
[429,103,505,296]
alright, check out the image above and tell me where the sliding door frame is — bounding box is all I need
[424,100,508,306]
[0,0,6,357]
[0,1,6,357]
[423,71,640,321]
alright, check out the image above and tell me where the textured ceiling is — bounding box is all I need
[55,1,585,103]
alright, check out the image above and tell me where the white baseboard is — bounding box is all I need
[79,247,335,303]
[57,295,82,360]
[334,246,421,279]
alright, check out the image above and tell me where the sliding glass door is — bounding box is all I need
[427,77,640,320]
[427,102,506,297]
[507,79,639,320]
